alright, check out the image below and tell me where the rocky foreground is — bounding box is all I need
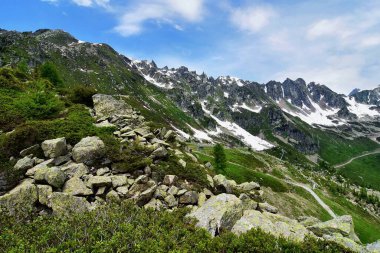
[0,94,379,253]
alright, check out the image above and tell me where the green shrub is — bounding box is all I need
[68,85,97,107]
[213,143,226,173]
[0,202,353,252]
[39,62,63,86]
[14,90,64,120]
[0,68,22,89]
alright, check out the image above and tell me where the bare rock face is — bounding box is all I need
[41,137,67,158]
[72,136,105,165]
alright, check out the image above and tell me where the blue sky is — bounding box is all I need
[1,0,380,93]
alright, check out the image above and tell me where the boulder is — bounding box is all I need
[63,177,93,196]
[136,184,157,206]
[52,155,72,166]
[92,94,133,118]
[59,162,89,178]
[163,175,178,186]
[37,184,53,206]
[41,137,67,158]
[179,191,198,205]
[187,193,243,236]
[106,190,120,203]
[25,159,53,177]
[198,192,207,207]
[50,192,90,215]
[258,202,278,214]
[178,159,186,168]
[45,167,66,188]
[0,179,38,215]
[323,233,364,253]
[35,166,66,188]
[235,181,260,192]
[168,186,179,196]
[111,175,128,188]
[297,216,321,227]
[14,156,34,172]
[232,210,310,242]
[152,147,168,158]
[206,175,214,188]
[135,175,149,184]
[164,194,178,208]
[154,185,168,200]
[20,144,40,157]
[72,136,105,165]
[116,186,129,196]
[213,174,236,194]
[86,176,112,188]
[308,215,356,239]
[96,167,110,176]
[367,240,380,253]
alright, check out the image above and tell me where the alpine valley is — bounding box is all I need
[1,29,380,252]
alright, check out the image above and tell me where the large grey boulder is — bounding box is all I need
[72,136,105,165]
[14,156,34,172]
[308,215,358,241]
[50,192,90,215]
[213,174,237,194]
[92,94,133,118]
[235,181,260,192]
[232,210,310,242]
[0,179,38,215]
[323,233,364,253]
[35,166,66,188]
[63,177,92,196]
[59,162,89,178]
[37,184,52,206]
[367,240,380,253]
[86,176,112,188]
[187,193,243,236]
[179,191,198,205]
[41,137,67,158]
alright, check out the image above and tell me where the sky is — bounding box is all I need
[1,0,380,94]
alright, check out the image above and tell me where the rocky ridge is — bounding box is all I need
[0,94,378,252]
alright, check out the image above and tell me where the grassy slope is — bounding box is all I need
[316,189,380,243]
[338,154,380,191]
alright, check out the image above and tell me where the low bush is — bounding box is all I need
[67,85,97,107]
[0,202,353,252]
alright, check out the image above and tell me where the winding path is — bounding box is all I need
[285,180,336,218]
[334,149,380,169]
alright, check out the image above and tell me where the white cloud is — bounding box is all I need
[307,18,351,40]
[72,0,92,6]
[114,0,204,36]
[70,0,110,7]
[230,6,275,33]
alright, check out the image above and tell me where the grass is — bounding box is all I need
[315,189,380,244]
[338,154,380,191]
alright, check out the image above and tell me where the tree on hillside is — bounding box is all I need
[213,143,226,173]
[39,62,62,86]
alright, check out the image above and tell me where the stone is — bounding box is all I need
[188,194,243,236]
[258,202,278,214]
[308,215,355,238]
[106,190,120,203]
[144,166,151,175]
[177,189,187,196]
[164,130,174,140]
[63,177,92,196]
[37,184,53,206]
[50,192,90,215]
[94,120,115,128]
[178,159,186,168]
[206,175,214,188]
[14,156,34,172]
[366,240,380,253]
[163,175,178,186]
[323,233,364,253]
[96,167,110,176]
[235,182,260,192]
[136,184,157,206]
[213,174,236,194]
[92,94,133,118]
[152,147,168,158]
[111,175,128,188]
[0,179,38,215]
[59,162,89,178]
[205,162,212,168]
[168,186,179,196]
[203,188,213,198]
[179,191,198,205]
[232,210,310,242]
[154,185,168,200]
[96,186,107,196]
[87,176,112,188]
[135,175,149,184]
[164,194,178,208]
[45,167,66,188]
[198,192,207,207]
[72,136,105,165]
[52,155,72,166]
[186,152,198,162]
[297,216,321,227]
[116,186,129,196]
[20,144,40,157]
[41,137,67,158]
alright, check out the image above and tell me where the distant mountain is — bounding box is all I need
[349,88,361,96]
[1,28,379,161]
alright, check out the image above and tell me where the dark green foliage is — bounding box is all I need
[213,143,226,173]
[14,90,64,120]
[0,203,353,253]
[68,85,97,107]
[0,67,23,89]
[39,61,63,86]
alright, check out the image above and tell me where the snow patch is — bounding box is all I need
[345,97,379,118]
[187,124,213,142]
[240,103,262,113]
